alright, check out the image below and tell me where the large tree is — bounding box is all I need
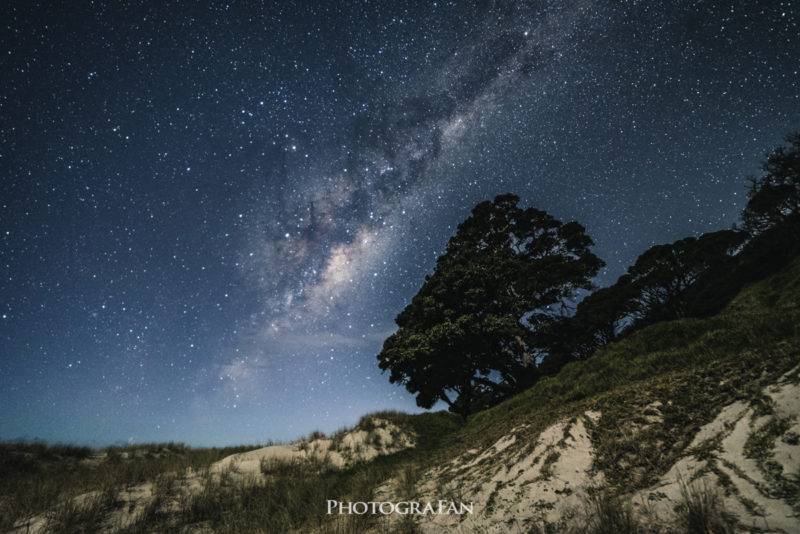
[377,194,604,417]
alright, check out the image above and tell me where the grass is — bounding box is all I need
[42,488,117,534]
[0,441,259,532]
[743,414,800,508]
[93,411,461,533]
[129,449,414,532]
[555,481,736,534]
[674,479,737,534]
[579,491,641,534]
[539,451,561,481]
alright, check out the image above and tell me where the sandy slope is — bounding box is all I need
[629,370,800,533]
[372,368,800,533]
[9,418,414,533]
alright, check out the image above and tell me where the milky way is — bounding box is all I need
[1,1,798,446]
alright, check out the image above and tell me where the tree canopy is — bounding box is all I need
[376,194,604,417]
[743,132,800,234]
[623,230,746,322]
[540,229,745,371]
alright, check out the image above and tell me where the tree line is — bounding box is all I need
[377,133,800,418]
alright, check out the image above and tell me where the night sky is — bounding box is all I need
[1,1,798,447]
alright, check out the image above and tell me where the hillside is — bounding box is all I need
[3,255,800,534]
[393,251,800,533]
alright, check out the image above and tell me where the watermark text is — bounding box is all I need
[327,500,473,515]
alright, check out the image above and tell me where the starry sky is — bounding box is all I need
[1,1,798,447]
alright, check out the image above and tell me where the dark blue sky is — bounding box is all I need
[1,1,798,446]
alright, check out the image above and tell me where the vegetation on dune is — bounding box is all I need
[464,253,800,457]
[0,442,259,532]
[116,411,461,534]
[0,412,463,533]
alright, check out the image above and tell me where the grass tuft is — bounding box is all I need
[675,479,737,534]
[579,491,640,534]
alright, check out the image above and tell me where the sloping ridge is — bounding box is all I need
[371,255,800,533]
[10,417,416,533]
[377,369,799,533]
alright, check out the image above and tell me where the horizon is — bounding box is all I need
[1,1,798,447]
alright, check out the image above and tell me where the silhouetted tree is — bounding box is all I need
[743,132,800,234]
[529,134,799,376]
[539,279,639,374]
[624,230,745,323]
[377,194,604,417]
[540,229,745,371]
